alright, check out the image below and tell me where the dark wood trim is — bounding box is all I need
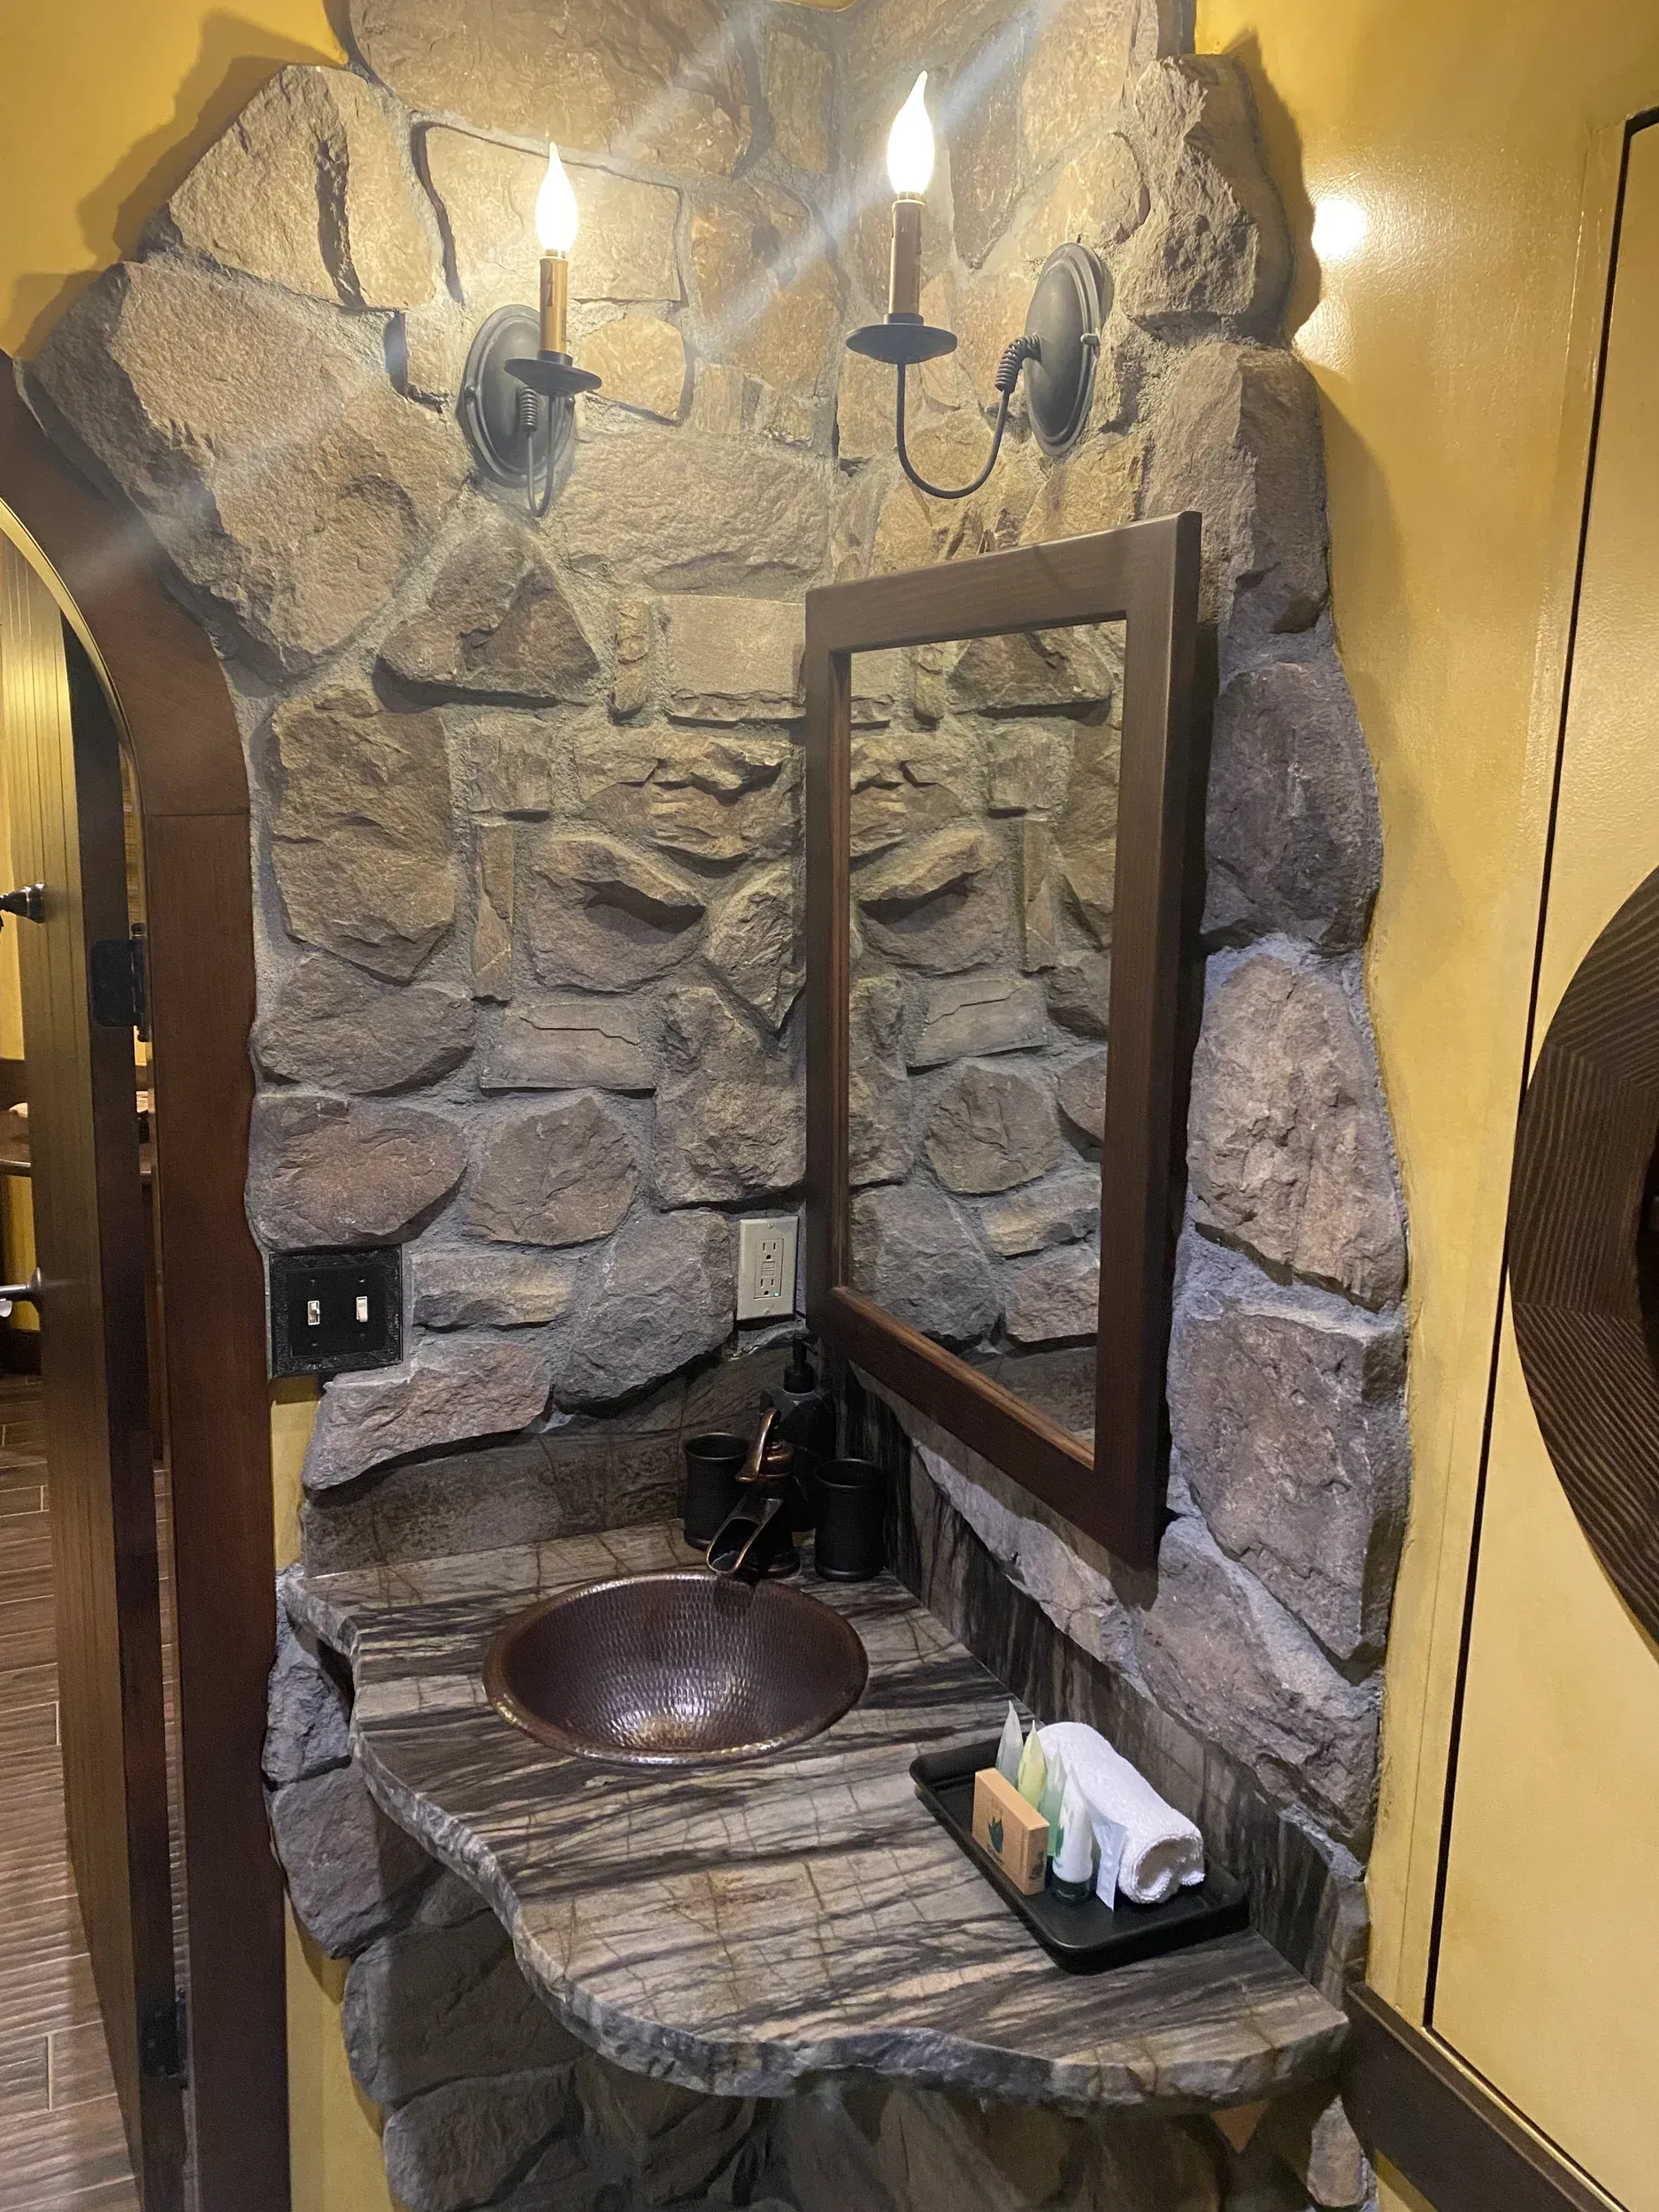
[1343,1985,1614,2212]
[0,359,288,2212]
[804,518,1202,1568]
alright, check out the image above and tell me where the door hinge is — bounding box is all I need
[89,923,149,1041]
[140,1990,187,2084]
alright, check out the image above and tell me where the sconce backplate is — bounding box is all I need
[460,306,546,487]
[1023,244,1105,459]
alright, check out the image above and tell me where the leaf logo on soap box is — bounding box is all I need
[987,1815,1004,1855]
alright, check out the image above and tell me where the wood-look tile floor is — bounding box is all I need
[0,1378,141,2212]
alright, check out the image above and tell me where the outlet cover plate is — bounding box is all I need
[270,1246,403,1379]
[736,1215,799,1323]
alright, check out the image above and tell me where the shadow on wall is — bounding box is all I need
[8,6,345,355]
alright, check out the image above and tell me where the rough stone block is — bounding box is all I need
[660,595,803,723]
[520,830,704,993]
[264,1603,351,1786]
[1056,720,1121,948]
[580,726,796,868]
[1020,134,1148,261]
[1004,1243,1100,1344]
[1145,342,1328,649]
[31,259,464,674]
[1118,58,1290,338]
[248,1095,466,1250]
[409,1248,579,1331]
[303,1334,556,1490]
[1137,1512,1381,1846]
[472,824,515,1002]
[1204,656,1382,955]
[654,986,804,1204]
[1056,1051,1109,1148]
[611,596,653,719]
[1021,436,1145,548]
[470,1098,638,1247]
[269,688,457,982]
[979,1166,1100,1257]
[380,518,600,703]
[1170,1263,1409,1661]
[1047,951,1111,1038]
[851,730,979,861]
[987,729,1073,818]
[925,1064,1061,1195]
[950,19,1028,266]
[856,824,1010,974]
[849,976,913,1187]
[579,2055,756,2204]
[344,1911,581,2106]
[383,2070,575,2212]
[761,19,832,173]
[707,864,803,1030]
[254,956,474,1095]
[851,1184,998,1345]
[480,998,656,1093]
[690,181,839,395]
[147,64,437,309]
[1022,0,1141,172]
[583,314,687,421]
[1187,951,1405,1309]
[910,974,1047,1069]
[950,626,1117,717]
[269,1763,430,1958]
[556,1210,734,1407]
[1257,2087,1373,2208]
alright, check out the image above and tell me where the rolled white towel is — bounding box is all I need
[1037,1722,1205,1906]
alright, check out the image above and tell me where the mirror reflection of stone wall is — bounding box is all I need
[846,625,1124,1442]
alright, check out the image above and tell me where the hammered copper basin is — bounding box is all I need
[483,1571,869,1768]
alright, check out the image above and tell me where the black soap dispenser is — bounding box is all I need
[769,1332,836,1508]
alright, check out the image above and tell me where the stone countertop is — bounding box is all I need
[283,1525,1347,2115]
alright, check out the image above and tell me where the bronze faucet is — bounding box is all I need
[706,1407,800,1582]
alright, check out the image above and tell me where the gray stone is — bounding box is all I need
[851,1184,998,1345]
[1204,657,1382,955]
[380,520,600,703]
[910,974,1047,1070]
[344,1912,582,2106]
[493,2134,631,2212]
[481,998,656,1093]
[409,1248,579,1330]
[706,864,803,1031]
[1137,1513,1381,1846]
[521,830,704,993]
[1187,952,1405,1308]
[355,0,749,175]
[383,2070,574,2212]
[611,597,652,718]
[421,131,681,316]
[579,2057,755,2203]
[1261,2090,1373,2208]
[925,1064,1061,1195]
[849,976,912,1187]
[761,19,833,173]
[850,730,979,863]
[248,1096,466,1250]
[856,824,1010,974]
[689,180,839,396]
[655,987,803,1205]
[950,20,1028,267]
[1018,820,1058,975]
[1047,952,1111,1038]
[557,1210,734,1407]
[1117,58,1290,339]
[254,956,475,1094]
[1004,1244,1100,1344]
[1019,134,1148,261]
[1021,0,1144,172]
[583,314,687,422]
[472,823,515,1002]
[269,1763,430,1958]
[147,65,436,308]
[785,2084,897,2212]
[303,1334,557,1490]
[660,595,803,722]
[470,1098,637,1247]
[578,726,796,869]
[457,714,559,818]
[1145,342,1328,648]
[412,1870,491,1930]
[1057,1051,1108,1147]
[559,427,830,593]
[987,729,1073,818]
[269,688,457,982]
[264,1604,350,1786]
[979,1167,1100,1257]
[1171,1270,1409,1661]
[31,258,464,674]
[1056,720,1121,948]
[950,628,1117,717]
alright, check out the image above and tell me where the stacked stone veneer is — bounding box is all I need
[32,0,1404,2089]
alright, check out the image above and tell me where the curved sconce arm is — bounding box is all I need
[895,335,1040,502]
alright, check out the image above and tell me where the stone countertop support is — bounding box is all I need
[282,1525,1346,2115]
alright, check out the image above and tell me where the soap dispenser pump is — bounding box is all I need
[769,1332,837,1473]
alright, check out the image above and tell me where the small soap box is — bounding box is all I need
[970,1766,1049,1896]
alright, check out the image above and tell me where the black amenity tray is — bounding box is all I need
[910,1735,1248,1975]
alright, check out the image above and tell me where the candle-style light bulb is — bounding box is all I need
[885,73,933,319]
[534,146,579,353]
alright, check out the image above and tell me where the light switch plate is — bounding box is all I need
[736,1215,799,1323]
[269,1246,403,1378]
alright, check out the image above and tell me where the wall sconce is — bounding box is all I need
[847,75,1104,498]
[460,145,603,517]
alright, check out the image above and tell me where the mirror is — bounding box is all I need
[804,521,1201,1566]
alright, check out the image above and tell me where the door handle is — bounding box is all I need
[0,886,45,924]
[0,1268,42,1318]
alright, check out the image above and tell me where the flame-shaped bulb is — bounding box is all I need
[535,146,580,254]
[887,73,934,196]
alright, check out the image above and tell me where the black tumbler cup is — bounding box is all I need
[813,1458,887,1581]
[682,1432,749,1548]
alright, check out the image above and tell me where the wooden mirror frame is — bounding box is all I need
[804,515,1201,1568]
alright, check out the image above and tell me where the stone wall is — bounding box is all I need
[27,0,1403,1929]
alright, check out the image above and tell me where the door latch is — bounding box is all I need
[0,884,45,925]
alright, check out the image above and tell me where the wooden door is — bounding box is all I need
[0,538,183,2206]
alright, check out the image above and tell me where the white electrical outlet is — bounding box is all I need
[736,1215,799,1322]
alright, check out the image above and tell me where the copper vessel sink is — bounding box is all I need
[483,1571,869,1768]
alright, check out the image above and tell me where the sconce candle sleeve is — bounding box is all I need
[539,253,570,356]
[888,196,925,319]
